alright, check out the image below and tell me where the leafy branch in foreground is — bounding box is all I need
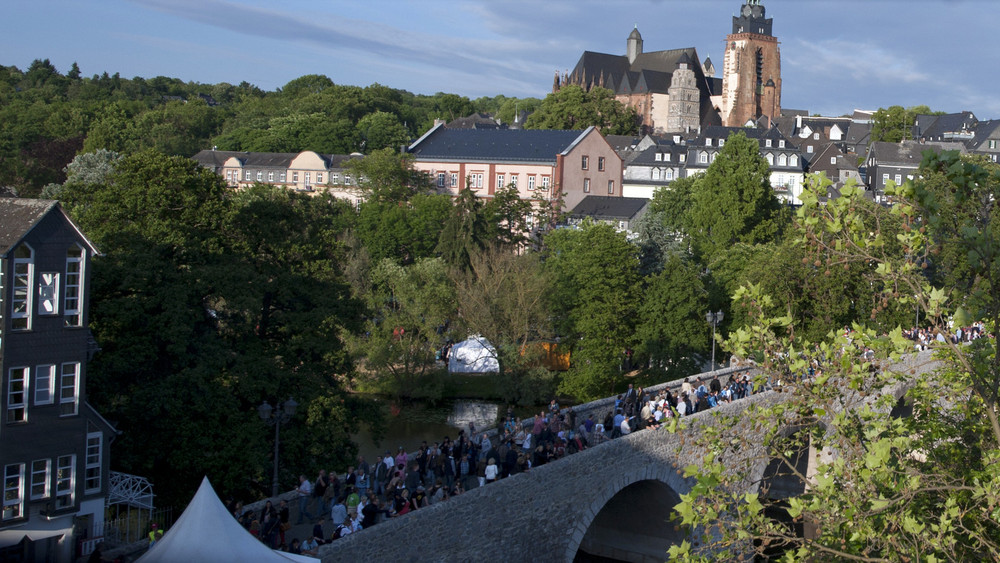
[668,169,1000,562]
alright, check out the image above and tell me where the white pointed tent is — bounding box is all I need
[137,477,312,562]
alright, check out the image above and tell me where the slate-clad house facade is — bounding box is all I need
[684,125,805,204]
[407,124,624,216]
[0,199,114,562]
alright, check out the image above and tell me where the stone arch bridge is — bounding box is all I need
[319,351,936,562]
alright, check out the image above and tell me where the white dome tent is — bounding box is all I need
[447,335,500,374]
[137,477,313,563]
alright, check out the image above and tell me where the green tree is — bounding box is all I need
[356,111,410,152]
[353,257,456,398]
[687,131,788,260]
[436,188,490,271]
[482,184,535,249]
[525,85,639,135]
[348,148,432,204]
[61,152,371,507]
[668,158,1000,562]
[356,193,452,264]
[452,246,555,404]
[633,253,709,380]
[544,222,639,400]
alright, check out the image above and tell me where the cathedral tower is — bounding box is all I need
[720,0,781,127]
[666,52,701,133]
[627,26,643,64]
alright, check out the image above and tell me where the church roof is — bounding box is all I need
[569,47,705,96]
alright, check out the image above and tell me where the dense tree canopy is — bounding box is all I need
[56,151,372,507]
[687,131,789,259]
[525,85,639,135]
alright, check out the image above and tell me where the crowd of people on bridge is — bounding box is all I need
[227,320,992,552]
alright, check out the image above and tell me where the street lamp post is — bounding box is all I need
[258,398,298,498]
[705,310,724,372]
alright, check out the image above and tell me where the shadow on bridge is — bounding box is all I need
[575,479,686,563]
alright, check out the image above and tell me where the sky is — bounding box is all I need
[5,0,1000,119]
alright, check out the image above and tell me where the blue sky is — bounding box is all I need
[6,0,1000,119]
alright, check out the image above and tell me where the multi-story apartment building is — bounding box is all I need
[406,124,624,217]
[191,150,365,207]
[0,199,114,562]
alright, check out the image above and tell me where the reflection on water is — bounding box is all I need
[352,399,501,458]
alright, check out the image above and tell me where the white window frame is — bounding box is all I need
[807,145,814,154]
[64,244,84,327]
[38,272,59,316]
[59,363,79,417]
[705,138,712,146]
[12,244,33,330]
[765,139,772,148]
[583,178,590,193]
[608,180,615,194]
[882,173,890,185]
[244,170,251,181]
[699,152,708,164]
[226,170,232,183]
[527,176,536,191]
[581,155,589,170]
[316,172,323,184]
[790,155,798,167]
[666,169,674,180]
[279,172,286,182]
[30,459,50,500]
[766,153,774,165]
[779,140,785,148]
[55,455,74,509]
[496,174,505,190]
[7,367,28,423]
[268,171,274,182]
[3,464,24,520]
[256,171,263,181]
[654,153,662,161]
[598,157,605,171]
[778,154,787,166]
[718,139,725,147]
[831,157,837,165]
[35,364,55,405]
[509,174,517,189]
[541,176,550,191]
[437,173,445,187]
[85,433,102,494]
[895,174,902,184]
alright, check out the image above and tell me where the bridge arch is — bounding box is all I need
[567,464,691,562]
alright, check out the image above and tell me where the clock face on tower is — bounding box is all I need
[742,5,752,17]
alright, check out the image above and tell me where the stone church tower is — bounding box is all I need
[720,0,781,127]
[666,52,701,133]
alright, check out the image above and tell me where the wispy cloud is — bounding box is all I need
[126,0,556,95]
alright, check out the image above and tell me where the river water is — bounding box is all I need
[351,397,544,458]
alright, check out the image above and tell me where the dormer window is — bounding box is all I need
[779,140,785,148]
[705,138,712,146]
[719,139,725,147]
[664,153,670,162]
[765,139,772,148]
[655,153,662,161]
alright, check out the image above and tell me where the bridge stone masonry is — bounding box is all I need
[318,351,938,562]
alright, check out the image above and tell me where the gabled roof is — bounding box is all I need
[0,198,99,257]
[967,120,1000,150]
[918,111,977,141]
[192,150,299,169]
[446,113,502,130]
[408,125,593,163]
[569,196,649,220]
[869,140,967,167]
